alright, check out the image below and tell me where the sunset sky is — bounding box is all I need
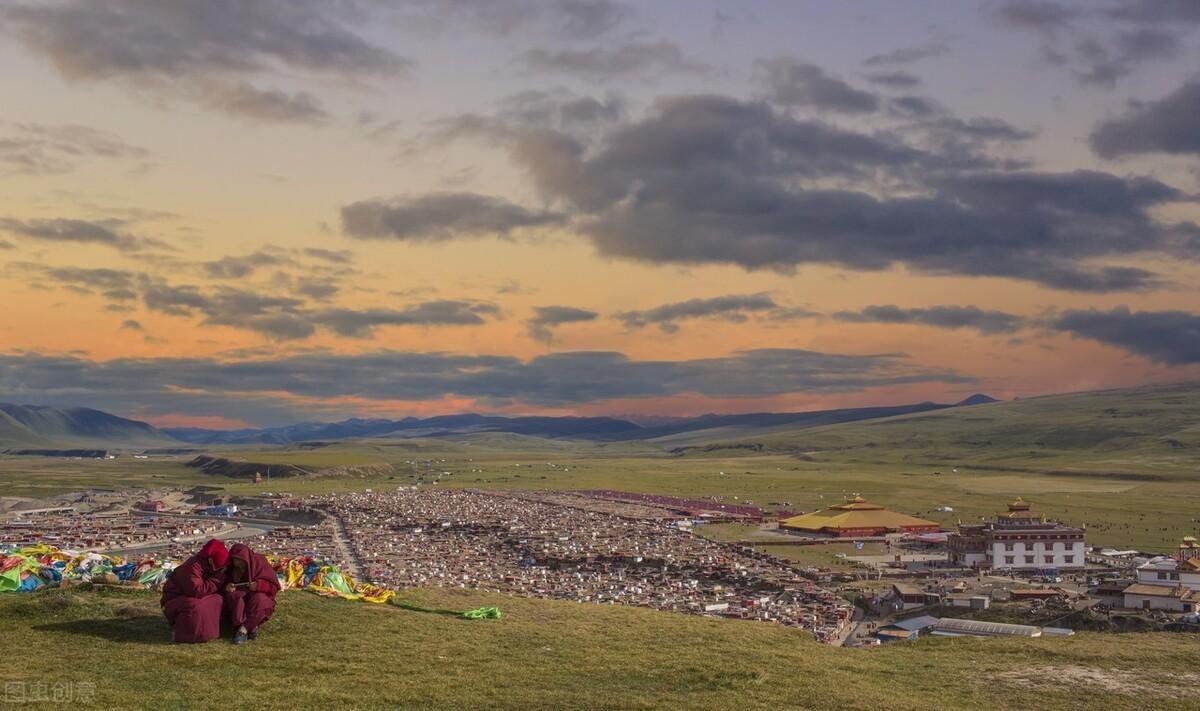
[2,0,1199,428]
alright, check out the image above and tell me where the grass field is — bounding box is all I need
[2,586,1197,710]
[736,380,1200,478]
[3,446,1198,552]
[697,524,888,569]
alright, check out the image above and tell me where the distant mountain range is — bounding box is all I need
[163,394,999,445]
[0,394,1000,449]
[164,414,643,445]
[0,403,176,449]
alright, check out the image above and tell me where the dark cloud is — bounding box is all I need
[141,278,500,340]
[302,247,354,264]
[0,122,149,175]
[442,91,1023,201]
[1049,307,1200,365]
[1106,0,1200,24]
[525,305,598,342]
[540,95,937,195]
[142,283,315,340]
[1023,265,1165,292]
[0,347,971,424]
[204,250,298,279]
[41,266,140,293]
[119,319,144,331]
[616,294,809,333]
[514,41,712,81]
[264,265,352,303]
[2,0,409,122]
[291,279,340,301]
[5,262,146,301]
[885,95,1035,144]
[102,288,139,302]
[312,301,501,337]
[1090,80,1200,158]
[865,71,922,89]
[424,94,1193,292]
[140,283,210,316]
[0,217,170,252]
[920,115,1037,142]
[497,89,625,131]
[754,58,879,114]
[202,81,329,125]
[833,305,1026,335]
[341,192,565,242]
[886,98,1036,165]
[989,1,1188,89]
[11,258,486,341]
[3,0,407,78]
[1069,29,1180,88]
[862,41,949,66]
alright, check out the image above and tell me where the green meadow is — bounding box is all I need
[2,586,1196,710]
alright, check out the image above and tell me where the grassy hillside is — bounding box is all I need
[0,403,177,449]
[0,410,48,448]
[2,587,1196,710]
[716,380,1200,479]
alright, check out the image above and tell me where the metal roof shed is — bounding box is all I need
[892,615,940,632]
[932,618,1041,638]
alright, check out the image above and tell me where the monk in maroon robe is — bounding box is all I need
[222,543,280,644]
[161,539,227,643]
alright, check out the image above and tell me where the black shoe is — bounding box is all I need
[233,630,248,645]
[247,628,259,641]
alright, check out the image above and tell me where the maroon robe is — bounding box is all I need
[222,543,280,633]
[161,539,227,643]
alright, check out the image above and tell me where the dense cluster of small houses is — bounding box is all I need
[272,489,853,642]
[1,510,224,551]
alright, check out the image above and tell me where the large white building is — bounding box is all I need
[948,498,1085,571]
[1121,537,1200,612]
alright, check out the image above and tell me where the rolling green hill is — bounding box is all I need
[0,403,177,450]
[691,380,1200,480]
[0,409,50,448]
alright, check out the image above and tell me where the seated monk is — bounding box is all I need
[222,543,281,645]
[161,539,228,643]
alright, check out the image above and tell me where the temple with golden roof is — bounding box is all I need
[779,496,941,538]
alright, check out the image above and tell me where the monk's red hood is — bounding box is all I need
[228,543,280,591]
[198,539,228,571]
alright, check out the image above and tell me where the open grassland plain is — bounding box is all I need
[4,382,1200,551]
[3,587,1197,710]
[0,455,232,498]
[2,449,1197,552]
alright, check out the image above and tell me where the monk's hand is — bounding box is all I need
[247,581,257,592]
[224,582,234,594]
